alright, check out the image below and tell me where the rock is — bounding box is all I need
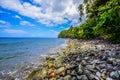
[55,67,65,75]
[48,69,54,75]
[76,76,82,80]
[66,70,71,74]
[81,60,87,66]
[101,73,107,79]
[96,72,101,78]
[86,64,95,71]
[106,67,114,73]
[48,63,54,68]
[84,57,89,60]
[106,77,113,80]
[77,64,83,75]
[70,70,76,76]
[60,71,66,77]
[81,75,88,80]
[91,60,100,64]
[49,72,56,78]
[101,55,108,61]
[109,49,116,56]
[71,76,77,80]
[76,57,81,62]
[42,69,48,76]
[110,71,120,79]
[63,75,72,80]
[49,78,56,80]
[69,64,78,70]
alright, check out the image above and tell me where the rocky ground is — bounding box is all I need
[26,39,120,80]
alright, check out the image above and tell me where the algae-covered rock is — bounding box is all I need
[63,75,72,80]
[42,69,48,76]
[48,69,54,75]
[48,72,56,78]
[81,75,88,80]
[26,69,42,80]
[48,63,54,68]
[55,67,65,75]
[49,77,56,80]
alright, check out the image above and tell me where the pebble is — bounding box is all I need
[81,75,88,80]
[26,39,120,80]
[110,71,120,79]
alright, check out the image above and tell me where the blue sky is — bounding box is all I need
[0,0,82,37]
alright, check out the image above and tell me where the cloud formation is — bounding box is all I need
[14,15,22,20]
[0,0,82,26]
[0,20,10,26]
[20,20,35,27]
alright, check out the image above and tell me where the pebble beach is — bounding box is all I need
[27,39,120,80]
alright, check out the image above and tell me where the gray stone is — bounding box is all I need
[76,75,82,80]
[109,50,116,56]
[96,72,101,78]
[110,71,120,79]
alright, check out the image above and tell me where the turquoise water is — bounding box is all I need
[0,38,66,79]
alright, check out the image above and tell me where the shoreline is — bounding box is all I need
[27,39,120,80]
[0,39,67,80]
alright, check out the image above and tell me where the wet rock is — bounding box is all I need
[55,67,65,75]
[110,71,120,79]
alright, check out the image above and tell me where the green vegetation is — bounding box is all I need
[58,0,120,43]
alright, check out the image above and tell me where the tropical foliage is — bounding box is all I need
[58,0,120,43]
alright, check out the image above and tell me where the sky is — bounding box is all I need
[0,0,83,37]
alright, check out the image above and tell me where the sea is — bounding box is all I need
[0,37,67,80]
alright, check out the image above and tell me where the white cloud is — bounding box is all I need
[14,15,22,20]
[0,20,7,24]
[0,0,83,26]
[0,20,10,26]
[20,20,35,27]
[4,29,27,34]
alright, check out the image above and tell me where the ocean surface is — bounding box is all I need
[0,38,67,79]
